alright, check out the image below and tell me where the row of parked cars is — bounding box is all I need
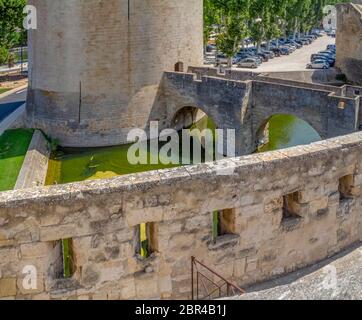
[306,44,336,69]
[214,30,324,69]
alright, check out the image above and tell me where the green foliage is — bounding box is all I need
[204,0,347,57]
[0,0,27,50]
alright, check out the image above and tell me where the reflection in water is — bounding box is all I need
[46,114,321,185]
[45,116,216,185]
[258,114,321,153]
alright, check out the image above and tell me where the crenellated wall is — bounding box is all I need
[0,132,362,300]
[161,71,361,154]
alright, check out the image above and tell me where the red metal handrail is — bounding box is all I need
[191,256,245,300]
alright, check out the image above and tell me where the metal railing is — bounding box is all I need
[191,256,245,300]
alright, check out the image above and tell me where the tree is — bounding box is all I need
[0,0,27,66]
[203,0,348,67]
[205,0,251,67]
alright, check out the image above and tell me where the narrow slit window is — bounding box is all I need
[212,209,235,242]
[52,239,75,279]
[339,175,354,201]
[282,192,301,221]
[138,223,157,259]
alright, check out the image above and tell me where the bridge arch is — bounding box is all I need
[254,113,322,152]
[171,105,218,131]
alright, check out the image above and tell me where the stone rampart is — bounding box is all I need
[0,132,362,300]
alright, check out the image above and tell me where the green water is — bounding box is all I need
[46,117,215,185]
[258,114,321,152]
[46,114,321,185]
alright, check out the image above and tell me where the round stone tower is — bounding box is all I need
[27,0,203,147]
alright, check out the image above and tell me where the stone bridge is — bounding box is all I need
[158,69,362,155]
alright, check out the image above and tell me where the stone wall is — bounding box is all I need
[336,2,362,85]
[162,71,360,154]
[0,132,362,300]
[27,0,203,147]
[14,130,50,190]
[251,80,359,140]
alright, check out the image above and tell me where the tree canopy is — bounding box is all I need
[0,0,26,65]
[204,0,346,65]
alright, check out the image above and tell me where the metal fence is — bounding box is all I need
[0,47,28,74]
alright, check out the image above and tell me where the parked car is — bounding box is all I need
[299,37,312,44]
[311,55,335,66]
[296,39,309,45]
[328,30,336,38]
[256,52,269,62]
[261,50,275,59]
[216,54,228,65]
[327,44,336,51]
[307,60,330,69]
[206,44,216,53]
[279,46,291,55]
[286,40,302,49]
[284,43,296,52]
[237,58,261,69]
[270,48,282,57]
[319,50,336,59]
[236,52,262,64]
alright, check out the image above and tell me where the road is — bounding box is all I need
[233,35,335,72]
[0,87,27,122]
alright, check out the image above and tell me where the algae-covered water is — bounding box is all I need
[258,114,321,153]
[46,114,321,186]
[46,116,215,185]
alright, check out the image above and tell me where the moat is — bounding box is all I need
[45,114,321,185]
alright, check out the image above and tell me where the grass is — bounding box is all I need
[0,88,11,95]
[62,239,72,278]
[0,129,34,192]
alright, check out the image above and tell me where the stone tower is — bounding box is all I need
[336,1,362,85]
[27,0,203,147]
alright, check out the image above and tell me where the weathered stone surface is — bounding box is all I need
[27,0,203,147]
[0,278,17,298]
[239,243,362,300]
[336,3,362,85]
[0,132,362,300]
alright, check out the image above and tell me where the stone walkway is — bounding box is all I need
[237,243,362,300]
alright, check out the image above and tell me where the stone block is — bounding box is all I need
[159,275,172,295]
[233,258,246,278]
[0,278,17,298]
[20,242,51,259]
[120,277,136,299]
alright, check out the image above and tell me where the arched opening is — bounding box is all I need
[174,61,184,72]
[255,114,321,153]
[171,106,219,163]
[172,107,215,131]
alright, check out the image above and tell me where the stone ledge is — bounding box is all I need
[14,130,51,190]
[0,131,362,208]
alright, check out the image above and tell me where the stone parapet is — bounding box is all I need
[0,132,362,299]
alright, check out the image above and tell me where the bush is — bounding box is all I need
[0,47,9,65]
